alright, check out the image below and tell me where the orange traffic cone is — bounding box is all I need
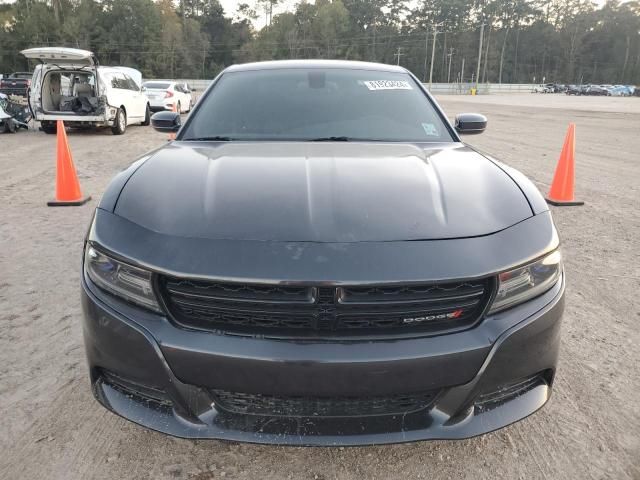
[546,123,584,206]
[47,120,91,206]
[169,102,177,140]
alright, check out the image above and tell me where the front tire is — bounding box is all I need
[111,108,126,135]
[141,104,150,126]
[3,118,16,133]
[177,101,181,114]
[41,121,57,134]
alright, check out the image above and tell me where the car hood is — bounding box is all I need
[113,142,532,243]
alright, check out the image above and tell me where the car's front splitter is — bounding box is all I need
[94,375,550,446]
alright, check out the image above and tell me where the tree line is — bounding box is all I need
[1,0,639,85]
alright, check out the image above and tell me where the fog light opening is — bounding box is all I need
[99,369,172,407]
[474,371,549,412]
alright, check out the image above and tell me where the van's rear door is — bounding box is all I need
[21,47,97,67]
[22,48,101,120]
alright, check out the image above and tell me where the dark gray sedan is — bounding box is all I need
[81,60,564,445]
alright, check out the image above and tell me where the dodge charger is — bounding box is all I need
[81,60,564,445]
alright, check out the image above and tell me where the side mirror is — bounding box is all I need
[151,111,181,133]
[454,113,487,135]
[141,86,146,92]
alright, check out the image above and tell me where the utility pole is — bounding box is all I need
[394,47,405,66]
[475,22,485,90]
[429,23,443,89]
[461,57,465,84]
[423,30,429,82]
[202,47,207,79]
[264,2,268,28]
[372,21,377,61]
[481,24,491,83]
[447,47,455,83]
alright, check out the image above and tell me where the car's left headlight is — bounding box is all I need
[84,245,162,312]
[488,250,562,314]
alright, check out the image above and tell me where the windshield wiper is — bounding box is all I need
[183,136,235,142]
[307,136,352,142]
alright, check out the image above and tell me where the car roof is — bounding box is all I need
[224,59,408,74]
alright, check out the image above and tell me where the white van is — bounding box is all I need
[22,47,150,135]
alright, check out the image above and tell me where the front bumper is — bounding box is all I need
[81,270,564,445]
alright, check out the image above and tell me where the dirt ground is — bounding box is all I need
[0,93,638,480]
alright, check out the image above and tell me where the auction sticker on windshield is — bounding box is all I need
[422,123,440,137]
[363,80,413,90]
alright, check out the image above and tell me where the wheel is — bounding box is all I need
[187,99,193,112]
[41,121,57,134]
[141,103,150,126]
[177,101,181,114]
[111,108,126,135]
[3,118,16,133]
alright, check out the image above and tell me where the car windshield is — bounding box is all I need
[143,82,170,89]
[181,68,454,142]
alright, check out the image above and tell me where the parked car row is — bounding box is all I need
[533,82,637,96]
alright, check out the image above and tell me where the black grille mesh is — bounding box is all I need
[211,389,439,417]
[160,277,492,338]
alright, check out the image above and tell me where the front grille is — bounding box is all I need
[160,277,493,338]
[211,389,439,417]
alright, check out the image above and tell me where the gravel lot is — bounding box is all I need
[1,93,638,480]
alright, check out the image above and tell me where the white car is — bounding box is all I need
[142,81,193,113]
[22,47,150,135]
[532,84,552,93]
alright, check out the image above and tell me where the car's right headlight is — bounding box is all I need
[488,250,562,314]
[84,244,162,313]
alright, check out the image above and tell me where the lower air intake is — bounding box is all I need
[211,389,439,417]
